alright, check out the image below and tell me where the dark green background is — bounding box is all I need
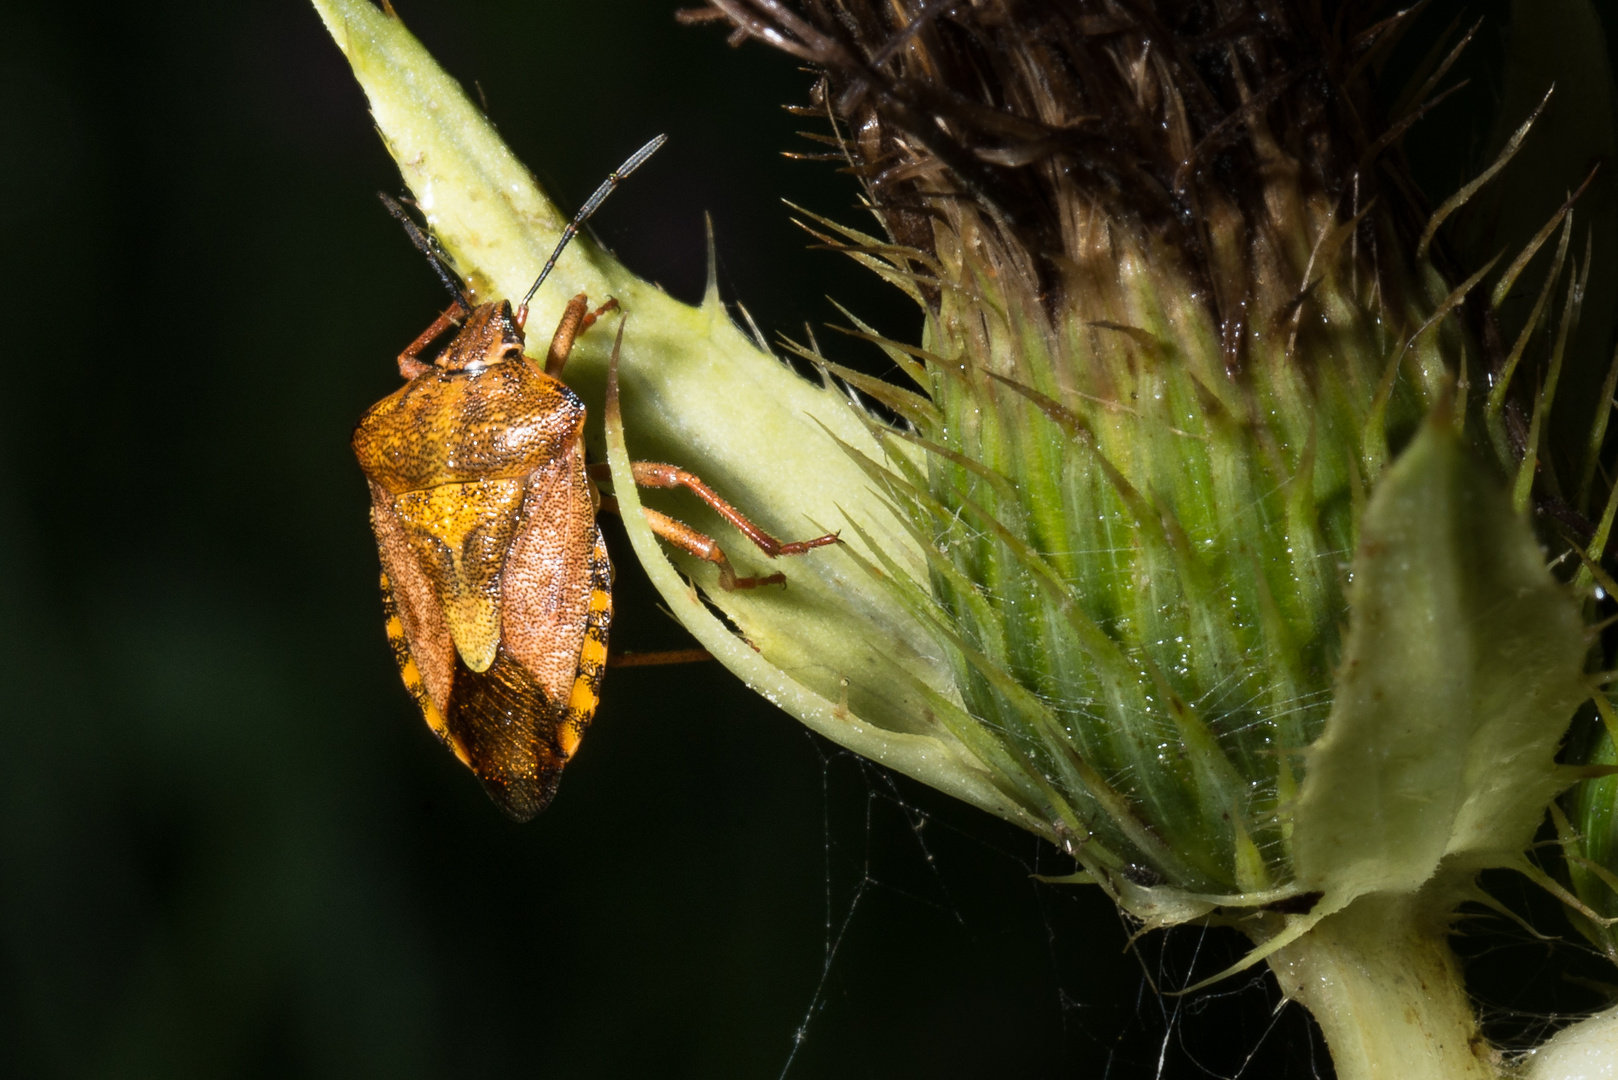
[2,1,1614,1077]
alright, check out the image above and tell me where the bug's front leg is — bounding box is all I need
[530,293,620,377]
[591,462,840,590]
[397,302,466,378]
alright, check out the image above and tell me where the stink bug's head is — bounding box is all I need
[434,300,526,373]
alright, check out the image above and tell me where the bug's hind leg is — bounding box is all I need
[599,498,784,589]
[593,461,840,591]
[618,462,841,559]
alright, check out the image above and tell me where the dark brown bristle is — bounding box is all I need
[692,0,1426,327]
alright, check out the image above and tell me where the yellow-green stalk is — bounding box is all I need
[313,1,1613,1075]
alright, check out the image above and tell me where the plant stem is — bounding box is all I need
[1265,892,1497,1080]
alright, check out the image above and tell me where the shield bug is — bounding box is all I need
[354,136,839,820]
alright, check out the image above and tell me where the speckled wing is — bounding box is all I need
[499,446,599,706]
[370,481,464,761]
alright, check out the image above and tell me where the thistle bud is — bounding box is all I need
[686,0,1594,938]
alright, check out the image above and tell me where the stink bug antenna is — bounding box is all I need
[378,193,470,311]
[518,134,668,318]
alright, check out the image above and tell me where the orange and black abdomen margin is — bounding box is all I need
[380,527,614,821]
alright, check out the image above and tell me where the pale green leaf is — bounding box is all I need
[1293,419,1587,901]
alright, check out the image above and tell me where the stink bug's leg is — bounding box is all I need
[598,497,785,590]
[398,302,466,378]
[607,648,714,668]
[535,294,620,378]
[592,461,841,558]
